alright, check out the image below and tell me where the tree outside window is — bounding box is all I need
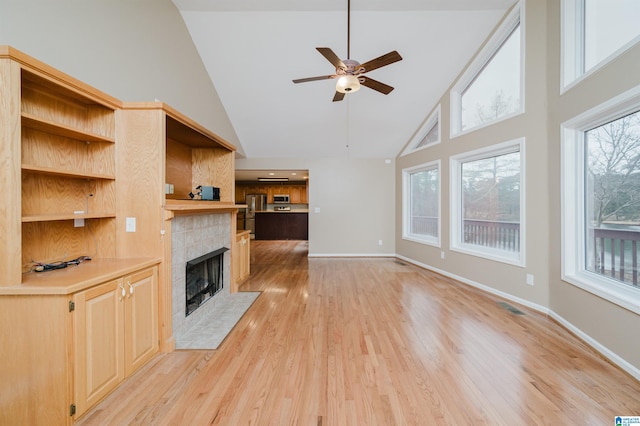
[403,162,440,246]
[585,110,640,286]
[461,151,521,253]
[461,25,521,131]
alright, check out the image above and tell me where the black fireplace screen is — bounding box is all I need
[185,247,229,316]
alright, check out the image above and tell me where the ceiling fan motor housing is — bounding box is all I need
[337,59,364,75]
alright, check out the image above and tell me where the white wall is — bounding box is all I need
[236,157,395,256]
[0,0,241,152]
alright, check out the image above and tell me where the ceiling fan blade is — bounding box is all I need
[292,75,336,84]
[317,47,346,70]
[358,51,403,74]
[333,91,345,102]
[360,76,394,95]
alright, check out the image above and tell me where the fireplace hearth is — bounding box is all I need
[185,247,229,316]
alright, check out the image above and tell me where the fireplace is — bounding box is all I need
[171,213,231,344]
[185,247,229,316]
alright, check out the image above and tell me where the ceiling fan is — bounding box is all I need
[292,0,402,102]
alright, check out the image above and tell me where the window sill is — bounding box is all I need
[562,272,640,315]
[451,244,524,267]
[403,235,440,248]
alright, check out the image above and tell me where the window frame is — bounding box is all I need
[401,105,441,156]
[450,138,526,266]
[561,84,640,314]
[450,2,525,137]
[561,0,640,93]
[402,160,441,247]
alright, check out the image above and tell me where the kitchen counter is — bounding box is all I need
[255,211,308,240]
[257,209,309,213]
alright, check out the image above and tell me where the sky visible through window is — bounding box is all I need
[584,0,640,72]
[460,25,521,131]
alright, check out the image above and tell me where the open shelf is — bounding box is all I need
[22,113,116,144]
[22,164,116,180]
[22,213,116,223]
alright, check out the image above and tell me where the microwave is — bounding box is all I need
[273,194,290,204]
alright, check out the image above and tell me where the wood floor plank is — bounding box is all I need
[77,241,640,425]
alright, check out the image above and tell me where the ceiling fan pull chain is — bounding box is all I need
[347,0,351,59]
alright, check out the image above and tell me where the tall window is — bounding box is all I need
[451,139,524,265]
[562,86,640,313]
[585,111,640,287]
[402,105,441,156]
[451,4,523,136]
[403,161,440,246]
[562,0,640,90]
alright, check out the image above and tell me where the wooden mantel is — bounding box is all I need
[163,199,240,215]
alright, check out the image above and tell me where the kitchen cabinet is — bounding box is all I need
[289,186,303,203]
[236,186,246,203]
[73,266,158,418]
[234,230,251,283]
[236,183,308,204]
[255,212,308,240]
[267,186,277,203]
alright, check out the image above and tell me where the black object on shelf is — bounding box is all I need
[33,256,92,272]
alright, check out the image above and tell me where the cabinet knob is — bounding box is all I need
[119,284,126,300]
[128,281,134,296]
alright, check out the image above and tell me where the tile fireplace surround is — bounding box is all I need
[171,213,231,344]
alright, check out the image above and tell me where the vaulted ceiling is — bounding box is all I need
[172,0,516,159]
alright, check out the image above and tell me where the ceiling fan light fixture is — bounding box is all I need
[336,75,361,93]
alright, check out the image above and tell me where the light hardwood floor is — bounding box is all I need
[78,240,640,425]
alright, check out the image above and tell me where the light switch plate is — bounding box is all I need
[126,217,136,233]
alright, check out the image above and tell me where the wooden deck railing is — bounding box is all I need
[410,217,639,287]
[592,227,640,286]
[463,219,520,252]
[410,216,438,236]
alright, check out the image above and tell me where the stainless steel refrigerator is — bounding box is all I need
[245,194,267,236]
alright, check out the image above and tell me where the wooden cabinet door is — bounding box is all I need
[266,186,275,203]
[233,233,242,282]
[241,235,250,279]
[234,233,250,282]
[235,186,246,204]
[239,234,249,281]
[74,279,125,417]
[289,186,301,203]
[124,267,158,376]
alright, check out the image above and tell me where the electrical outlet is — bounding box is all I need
[378,240,383,246]
[526,274,534,286]
[441,251,445,259]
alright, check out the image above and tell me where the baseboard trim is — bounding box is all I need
[308,253,396,258]
[395,254,640,381]
[547,311,640,381]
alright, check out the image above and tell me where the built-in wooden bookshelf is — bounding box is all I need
[0,45,240,425]
[0,47,122,282]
